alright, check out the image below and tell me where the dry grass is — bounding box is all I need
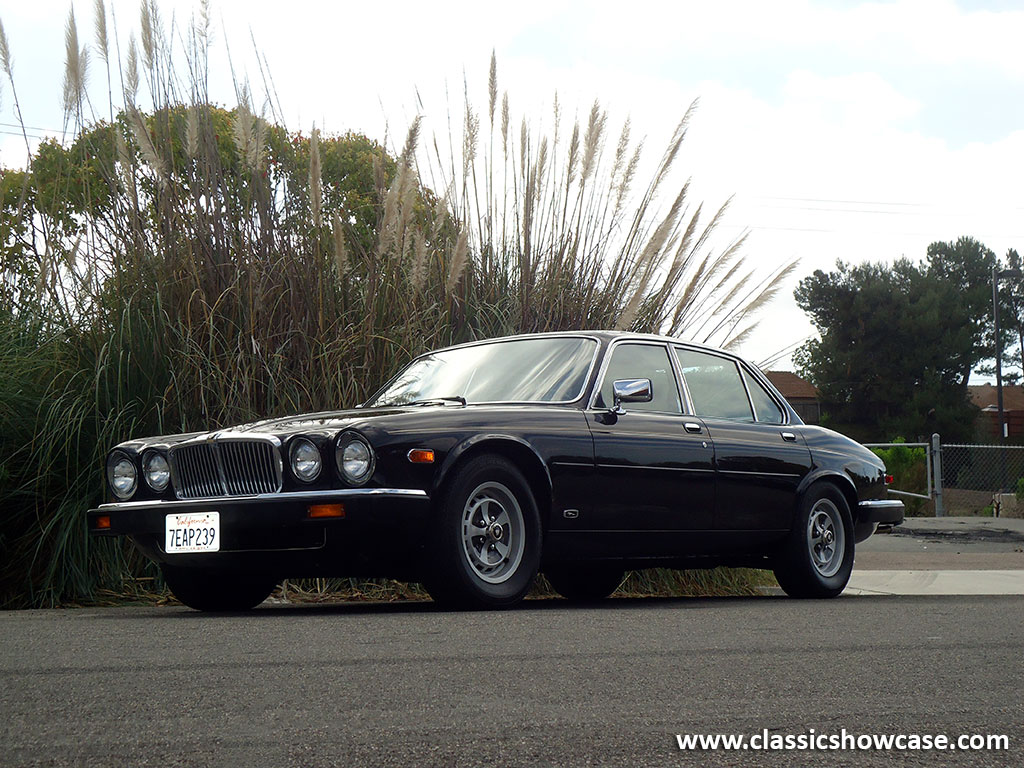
[71,569,776,608]
[0,4,791,608]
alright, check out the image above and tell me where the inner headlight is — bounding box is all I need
[107,452,137,500]
[143,451,170,491]
[290,438,322,482]
[336,432,374,485]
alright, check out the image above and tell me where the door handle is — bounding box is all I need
[781,431,797,442]
[684,422,703,434]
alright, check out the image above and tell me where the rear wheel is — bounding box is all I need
[162,565,277,611]
[423,455,541,609]
[545,565,624,602]
[773,483,854,599]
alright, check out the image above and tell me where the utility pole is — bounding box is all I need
[992,266,1022,490]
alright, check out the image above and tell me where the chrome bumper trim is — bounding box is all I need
[857,498,905,524]
[857,499,905,510]
[97,487,428,511]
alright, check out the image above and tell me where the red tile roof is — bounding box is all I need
[968,384,1024,411]
[765,371,819,401]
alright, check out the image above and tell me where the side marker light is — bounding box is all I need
[308,504,345,519]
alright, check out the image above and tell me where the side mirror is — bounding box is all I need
[612,378,652,415]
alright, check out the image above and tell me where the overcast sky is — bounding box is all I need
[2,0,1022,371]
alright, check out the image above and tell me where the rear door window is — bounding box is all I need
[674,348,753,421]
[742,369,785,424]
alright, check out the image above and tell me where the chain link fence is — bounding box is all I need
[863,437,1024,517]
[865,442,934,516]
[940,444,1024,516]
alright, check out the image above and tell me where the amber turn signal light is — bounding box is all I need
[407,449,435,464]
[95,515,111,530]
[308,504,345,519]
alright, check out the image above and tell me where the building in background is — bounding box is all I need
[967,384,1024,440]
[766,371,821,424]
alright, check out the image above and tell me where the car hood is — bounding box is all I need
[225,406,421,437]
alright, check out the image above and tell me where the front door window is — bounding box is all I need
[597,343,681,414]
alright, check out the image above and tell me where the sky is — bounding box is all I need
[1,0,1022,372]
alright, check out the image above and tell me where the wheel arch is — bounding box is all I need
[796,470,859,521]
[433,435,553,530]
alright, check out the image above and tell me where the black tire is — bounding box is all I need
[773,483,854,599]
[545,565,624,602]
[422,454,541,609]
[162,565,277,611]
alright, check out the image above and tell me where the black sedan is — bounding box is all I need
[89,332,903,610]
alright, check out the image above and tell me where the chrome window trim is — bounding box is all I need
[97,487,428,510]
[666,343,696,415]
[364,334,602,407]
[587,339,686,415]
[739,365,787,425]
[734,358,791,426]
[672,344,791,425]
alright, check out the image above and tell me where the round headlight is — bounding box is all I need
[290,438,322,482]
[143,451,170,491]
[107,452,137,499]
[336,433,374,485]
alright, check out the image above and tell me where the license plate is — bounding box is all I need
[165,512,220,553]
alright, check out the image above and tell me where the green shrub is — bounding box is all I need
[0,6,791,607]
[870,438,931,516]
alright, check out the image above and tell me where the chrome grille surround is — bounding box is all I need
[168,433,283,499]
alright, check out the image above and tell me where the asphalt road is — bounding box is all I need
[2,596,1022,768]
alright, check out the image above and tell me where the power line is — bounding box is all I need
[752,195,932,208]
[0,121,62,134]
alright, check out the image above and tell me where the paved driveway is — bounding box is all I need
[3,594,1021,767]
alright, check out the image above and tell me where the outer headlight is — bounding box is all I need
[143,451,170,492]
[107,452,137,499]
[336,432,374,485]
[290,438,322,482]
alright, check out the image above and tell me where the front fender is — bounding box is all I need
[432,434,553,496]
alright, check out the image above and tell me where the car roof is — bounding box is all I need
[428,330,739,360]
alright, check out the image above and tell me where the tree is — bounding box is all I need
[998,248,1024,380]
[794,237,1006,441]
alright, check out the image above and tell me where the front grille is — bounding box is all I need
[171,439,281,499]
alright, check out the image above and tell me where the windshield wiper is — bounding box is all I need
[404,396,467,407]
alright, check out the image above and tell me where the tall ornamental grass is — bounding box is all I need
[0,2,791,607]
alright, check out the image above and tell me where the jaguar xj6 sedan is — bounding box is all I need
[89,332,903,610]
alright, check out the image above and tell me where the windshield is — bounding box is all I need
[367,337,598,406]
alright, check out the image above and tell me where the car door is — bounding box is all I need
[583,341,716,556]
[673,347,812,535]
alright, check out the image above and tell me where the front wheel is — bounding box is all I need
[423,455,541,609]
[773,484,854,599]
[162,565,277,611]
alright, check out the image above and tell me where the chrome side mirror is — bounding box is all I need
[612,378,652,415]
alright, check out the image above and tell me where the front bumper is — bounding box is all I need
[88,487,431,576]
[857,498,905,525]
